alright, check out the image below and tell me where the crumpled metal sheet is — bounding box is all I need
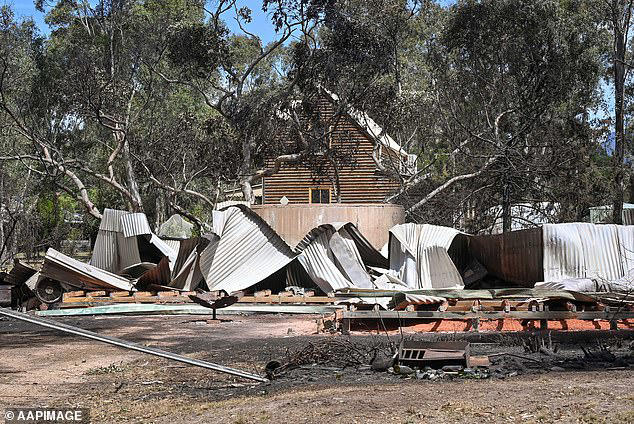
[295,225,354,292]
[42,248,135,291]
[389,223,465,290]
[90,209,177,275]
[543,223,629,283]
[293,222,387,293]
[3,259,37,286]
[198,205,296,293]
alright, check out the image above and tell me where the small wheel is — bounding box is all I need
[35,279,63,304]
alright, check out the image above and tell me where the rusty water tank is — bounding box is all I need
[251,204,405,249]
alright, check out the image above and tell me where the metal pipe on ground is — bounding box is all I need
[0,307,268,383]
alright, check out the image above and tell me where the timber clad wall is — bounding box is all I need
[262,96,401,204]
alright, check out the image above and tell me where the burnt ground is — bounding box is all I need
[1,313,634,423]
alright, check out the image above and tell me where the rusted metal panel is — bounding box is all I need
[252,204,405,250]
[3,259,37,286]
[137,256,171,288]
[470,227,543,286]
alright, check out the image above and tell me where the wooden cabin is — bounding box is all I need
[262,92,416,204]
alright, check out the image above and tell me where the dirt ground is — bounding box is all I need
[1,313,634,423]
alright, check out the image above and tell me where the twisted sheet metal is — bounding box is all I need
[90,227,120,273]
[90,209,177,274]
[296,226,352,292]
[198,205,296,293]
[42,248,135,291]
[389,223,465,290]
[542,223,630,282]
[294,222,386,293]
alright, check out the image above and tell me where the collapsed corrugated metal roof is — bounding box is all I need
[42,248,135,291]
[388,223,466,290]
[290,222,388,293]
[198,205,296,293]
[90,209,177,275]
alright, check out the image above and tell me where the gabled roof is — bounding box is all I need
[322,88,410,157]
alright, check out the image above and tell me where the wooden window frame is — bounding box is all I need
[309,187,331,204]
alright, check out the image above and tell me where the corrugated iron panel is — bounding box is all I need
[120,213,152,237]
[163,239,181,253]
[41,248,134,291]
[389,224,465,289]
[543,223,627,282]
[90,230,119,273]
[297,226,356,292]
[116,233,142,272]
[169,251,203,291]
[617,225,634,272]
[341,224,389,268]
[149,234,178,266]
[543,223,586,281]
[98,209,128,232]
[470,227,543,285]
[580,223,623,281]
[199,205,296,293]
[623,209,634,225]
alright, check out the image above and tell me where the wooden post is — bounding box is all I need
[341,318,351,335]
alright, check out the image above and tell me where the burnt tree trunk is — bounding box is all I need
[612,0,630,224]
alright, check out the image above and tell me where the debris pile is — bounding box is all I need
[2,207,634,332]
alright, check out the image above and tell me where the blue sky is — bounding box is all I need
[7,0,280,42]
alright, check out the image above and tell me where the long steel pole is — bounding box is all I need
[0,308,268,383]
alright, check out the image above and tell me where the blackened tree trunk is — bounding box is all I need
[612,0,632,224]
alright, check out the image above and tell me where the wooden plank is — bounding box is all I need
[158,291,178,297]
[63,291,85,299]
[133,291,153,297]
[110,291,132,297]
[86,291,106,297]
[343,310,634,320]
[237,295,333,304]
[61,296,195,305]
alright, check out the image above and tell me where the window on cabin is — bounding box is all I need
[310,188,330,204]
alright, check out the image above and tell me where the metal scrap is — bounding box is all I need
[0,307,268,382]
